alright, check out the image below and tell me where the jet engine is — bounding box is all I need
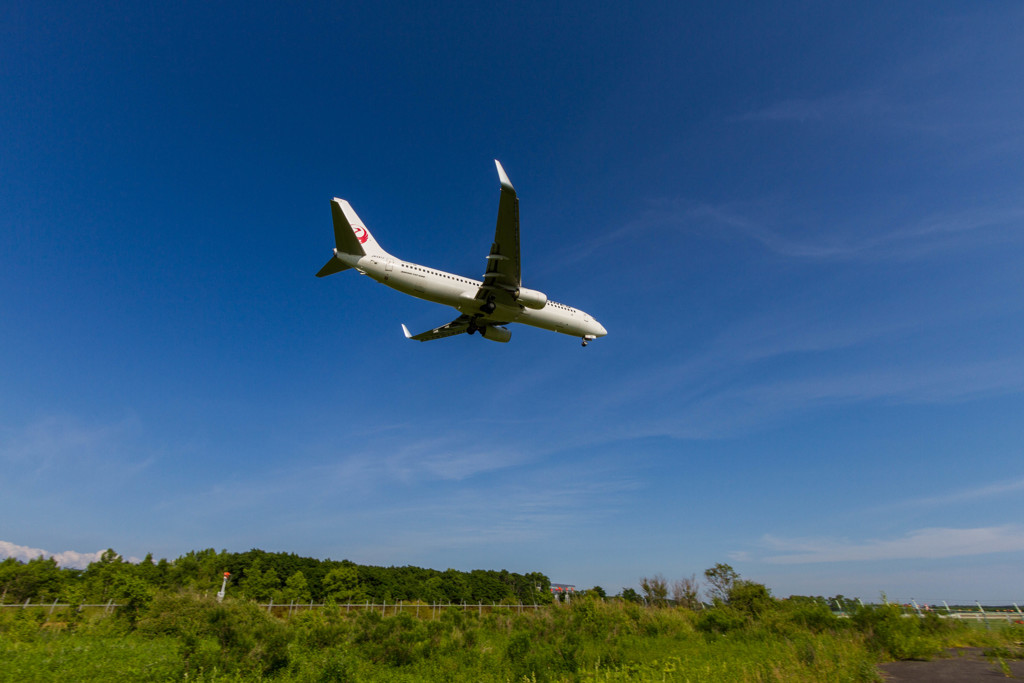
[516,287,548,310]
[480,325,512,343]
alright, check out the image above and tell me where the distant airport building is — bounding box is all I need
[550,584,576,602]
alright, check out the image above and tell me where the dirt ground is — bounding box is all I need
[878,647,1024,681]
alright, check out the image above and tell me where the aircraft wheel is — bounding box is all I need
[581,339,588,347]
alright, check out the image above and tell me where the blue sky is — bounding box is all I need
[3,1,1024,603]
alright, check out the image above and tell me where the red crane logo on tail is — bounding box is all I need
[354,226,369,244]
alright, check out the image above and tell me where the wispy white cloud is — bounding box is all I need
[735,69,1024,153]
[736,355,1024,408]
[147,433,642,567]
[646,198,1024,263]
[873,477,1024,513]
[0,414,154,477]
[759,525,1024,564]
[599,272,1024,438]
[380,435,529,483]
[735,90,893,125]
[562,191,1024,281]
[645,354,1024,440]
[0,540,138,569]
[333,475,641,565]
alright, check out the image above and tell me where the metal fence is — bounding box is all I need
[258,601,545,618]
[0,599,544,619]
[0,599,121,614]
[828,599,1024,624]
[4,599,1022,624]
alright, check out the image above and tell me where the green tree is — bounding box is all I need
[0,556,65,603]
[323,565,366,604]
[112,573,155,626]
[242,567,282,602]
[440,568,470,603]
[420,575,446,604]
[671,575,700,609]
[704,563,739,604]
[468,569,512,603]
[640,574,669,606]
[82,549,130,602]
[0,557,18,602]
[283,570,311,603]
[728,580,775,616]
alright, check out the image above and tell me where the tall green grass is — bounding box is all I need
[0,594,1017,682]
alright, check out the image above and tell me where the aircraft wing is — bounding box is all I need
[478,160,521,307]
[401,316,473,342]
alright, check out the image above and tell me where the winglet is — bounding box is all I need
[494,160,515,193]
[401,324,413,339]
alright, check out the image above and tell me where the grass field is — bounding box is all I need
[2,594,1021,682]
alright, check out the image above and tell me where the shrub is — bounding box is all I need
[780,599,841,633]
[852,604,941,660]
[727,580,776,617]
[696,607,747,635]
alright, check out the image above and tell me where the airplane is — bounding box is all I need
[316,161,607,346]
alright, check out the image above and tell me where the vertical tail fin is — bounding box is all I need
[331,199,388,256]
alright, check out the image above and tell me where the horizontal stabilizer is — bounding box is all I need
[316,256,351,278]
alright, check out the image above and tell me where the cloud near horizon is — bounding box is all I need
[758,525,1024,564]
[0,540,133,569]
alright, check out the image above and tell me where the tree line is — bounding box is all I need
[3,555,1002,681]
[0,548,554,607]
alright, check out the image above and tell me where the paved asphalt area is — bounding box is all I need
[879,648,1024,681]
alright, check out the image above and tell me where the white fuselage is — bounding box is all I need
[333,249,607,340]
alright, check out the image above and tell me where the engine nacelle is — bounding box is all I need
[480,325,512,343]
[516,287,548,310]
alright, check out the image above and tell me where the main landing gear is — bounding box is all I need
[581,338,589,347]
